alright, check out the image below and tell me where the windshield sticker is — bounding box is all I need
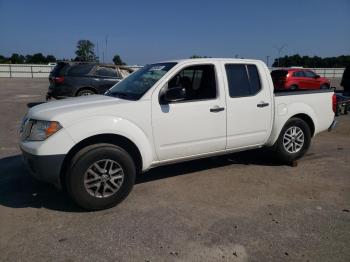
[149,65,166,71]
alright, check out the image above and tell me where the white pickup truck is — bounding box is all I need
[20,58,336,210]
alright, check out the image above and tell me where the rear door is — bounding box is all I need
[292,70,304,88]
[223,63,273,149]
[65,63,95,93]
[92,66,122,93]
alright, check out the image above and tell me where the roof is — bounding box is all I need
[56,61,133,70]
[272,68,314,72]
[158,58,264,64]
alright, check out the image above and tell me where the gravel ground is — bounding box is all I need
[0,78,349,262]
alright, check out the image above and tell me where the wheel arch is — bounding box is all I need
[60,133,143,189]
[291,113,315,136]
[75,86,98,96]
[266,103,317,147]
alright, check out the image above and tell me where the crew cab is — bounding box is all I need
[20,58,336,210]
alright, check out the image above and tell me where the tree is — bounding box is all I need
[46,55,56,62]
[25,53,47,64]
[0,55,9,63]
[272,54,350,68]
[10,53,25,64]
[0,53,56,64]
[75,40,98,62]
[112,54,126,65]
[190,55,211,59]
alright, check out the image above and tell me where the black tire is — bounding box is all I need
[66,144,136,210]
[76,89,95,96]
[273,118,311,163]
[320,84,329,89]
[289,85,298,90]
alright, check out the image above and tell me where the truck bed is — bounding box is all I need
[274,88,334,96]
[264,88,335,147]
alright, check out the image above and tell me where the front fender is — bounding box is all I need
[65,116,155,170]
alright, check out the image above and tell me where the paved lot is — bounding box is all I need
[0,78,349,262]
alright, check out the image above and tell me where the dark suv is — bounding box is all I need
[47,62,133,99]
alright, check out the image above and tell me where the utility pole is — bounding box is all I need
[274,44,287,67]
[96,42,99,62]
[105,34,108,63]
[266,56,270,67]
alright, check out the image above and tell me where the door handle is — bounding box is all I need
[210,106,225,112]
[257,102,269,108]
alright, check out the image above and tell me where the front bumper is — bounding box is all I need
[21,149,65,189]
[46,90,69,100]
[47,85,75,100]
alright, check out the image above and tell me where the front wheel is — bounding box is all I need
[66,144,136,210]
[76,89,95,96]
[273,118,311,163]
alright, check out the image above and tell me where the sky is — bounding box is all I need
[0,0,349,65]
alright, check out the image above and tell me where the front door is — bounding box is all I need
[151,64,226,161]
[303,70,320,89]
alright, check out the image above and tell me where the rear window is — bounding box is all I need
[95,66,119,78]
[68,64,95,76]
[271,70,288,79]
[225,64,262,97]
[51,62,69,76]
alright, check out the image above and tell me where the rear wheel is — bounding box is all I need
[76,89,95,96]
[320,84,329,89]
[289,85,298,90]
[66,144,136,210]
[274,118,311,163]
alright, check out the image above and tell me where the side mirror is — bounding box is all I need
[314,74,320,79]
[161,87,186,104]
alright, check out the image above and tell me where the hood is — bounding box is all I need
[28,95,133,125]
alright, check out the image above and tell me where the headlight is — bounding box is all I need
[20,115,28,133]
[24,120,62,141]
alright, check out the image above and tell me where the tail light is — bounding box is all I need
[54,76,64,84]
[332,94,337,114]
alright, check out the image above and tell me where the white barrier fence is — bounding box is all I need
[0,64,54,78]
[0,64,142,78]
[0,64,345,79]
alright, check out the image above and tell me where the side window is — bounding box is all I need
[293,71,304,77]
[247,65,261,95]
[225,64,261,97]
[95,67,118,78]
[68,64,94,76]
[304,70,316,78]
[167,64,216,101]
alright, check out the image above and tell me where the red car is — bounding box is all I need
[271,68,330,90]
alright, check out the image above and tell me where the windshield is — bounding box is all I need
[106,62,177,100]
